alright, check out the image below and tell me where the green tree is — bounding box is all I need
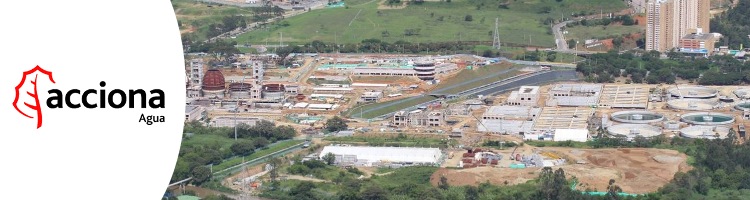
[567,39,576,49]
[612,37,623,50]
[667,49,682,60]
[464,15,473,21]
[326,116,349,132]
[465,186,479,200]
[607,179,623,199]
[230,140,255,156]
[269,157,282,182]
[546,51,557,62]
[438,175,450,190]
[482,49,493,57]
[323,152,337,165]
[171,160,191,182]
[253,137,270,149]
[291,181,316,200]
[361,185,387,200]
[191,166,212,185]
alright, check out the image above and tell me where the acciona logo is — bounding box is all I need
[12,65,167,129]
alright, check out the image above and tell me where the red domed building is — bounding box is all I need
[202,69,226,98]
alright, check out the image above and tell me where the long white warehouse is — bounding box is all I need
[319,146,442,166]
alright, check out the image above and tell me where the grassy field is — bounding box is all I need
[233,0,627,47]
[325,135,455,148]
[565,25,643,41]
[172,0,255,41]
[552,52,580,63]
[432,63,519,94]
[345,95,437,118]
[182,133,238,151]
[213,139,304,172]
[237,46,259,53]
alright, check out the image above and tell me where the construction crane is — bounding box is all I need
[470,112,496,137]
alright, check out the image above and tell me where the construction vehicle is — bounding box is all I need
[510,146,519,160]
[541,152,561,159]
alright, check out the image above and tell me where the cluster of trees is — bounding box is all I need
[206,15,248,38]
[482,140,518,148]
[515,49,558,62]
[527,135,668,149]
[577,50,750,85]
[170,121,296,185]
[249,5,285,23]
[711,0,750,49]
[233,120,296,141]
[187,39,241,55]
[325,116,349,133]
[566,15,636,28]
[287,159,329,176]
[652,135,750,198]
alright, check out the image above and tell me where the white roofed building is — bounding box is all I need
[185,105,206,122]
[553,129,589,142]
[319,146,442,166]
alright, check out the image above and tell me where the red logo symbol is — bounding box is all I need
[13,66,56,129]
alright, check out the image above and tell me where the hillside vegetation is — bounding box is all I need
[233,0,628,47]
[711,0,750,49]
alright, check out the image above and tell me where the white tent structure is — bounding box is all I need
[319,146,442,166]
[553,129,589,142]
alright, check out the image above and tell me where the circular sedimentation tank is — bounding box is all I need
[668,86,718,99]
[610,111,665,124]
[667,99,718,111]
[733,88,750,99]
[607,124,663,139]
[735,102,750,111]
[679,125,730,139]
[680,112,735,125]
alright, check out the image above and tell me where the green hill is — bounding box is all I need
[233,0,628,47]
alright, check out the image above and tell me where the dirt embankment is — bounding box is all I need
[431,147,690,194]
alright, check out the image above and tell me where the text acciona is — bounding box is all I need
[46,81,164,108]
[45,81,165,125]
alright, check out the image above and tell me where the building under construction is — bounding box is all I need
[392,110,446,128]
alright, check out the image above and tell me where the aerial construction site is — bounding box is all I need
[182,52,749,195]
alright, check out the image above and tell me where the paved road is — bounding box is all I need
[553,20,573,51]
[551,20,596,55]
[362,69,579,120]
[550,8,634,55]
[473,70,578,96]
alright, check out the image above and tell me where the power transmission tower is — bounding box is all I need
[492,18,501,50]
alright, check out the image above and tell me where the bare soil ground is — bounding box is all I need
[431,147,690,194]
